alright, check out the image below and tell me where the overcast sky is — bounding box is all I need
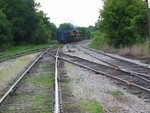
[35,0,103,27]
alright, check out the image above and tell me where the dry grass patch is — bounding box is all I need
[0,53,39,90]
[89,42,150,57]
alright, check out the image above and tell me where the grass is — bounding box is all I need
[76,77,84,83]
[89,32,109,50]
[104,90,124,95]
[15,64,55,111]
[80,100,104,113]
[26,73,54,88]
[0,54,37,90]
[110,107,120,112]
[88,42,102,50]
[84,88,94,93]
[33,92,50,108]
[0,42,58,57]
[140,43,149,52]
[126,88,141,95]
[89,40,150,56]
[17,95,29,102]
[16,92,53,110]
[37,65,50,69]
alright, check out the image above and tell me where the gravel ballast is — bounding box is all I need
[61,43,150,113]
[64,62,150,113]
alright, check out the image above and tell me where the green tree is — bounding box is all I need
[87,26,95,32]
[77,27,91,39]
[0,0,39,45]
[58,23,75,30]
[0,10,12,49]
[0,0,57,46]
[49,22,57,40]
[32,11,56,44]
[98,0,147,48]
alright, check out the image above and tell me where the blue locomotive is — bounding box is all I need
[57,29,82,43]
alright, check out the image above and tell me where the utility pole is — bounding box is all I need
[146,0,150,51]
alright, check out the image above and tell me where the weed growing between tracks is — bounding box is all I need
[125,88,141,95]
[104,90,124,95]
[110,107,120,112]
[61,62,106,112]
[25,73,54,88]
[1,54,55,112]
[79,100,104,113]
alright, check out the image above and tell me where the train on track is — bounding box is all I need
[57,29,82,43]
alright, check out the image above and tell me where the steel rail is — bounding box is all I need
[0,47,53,108]
[77,46,150,78]
[59,51,114,68]
[82,45,150,68]
[46,52,55,58]
[58,56,150,94]
[54,47,60,113]
[74,46,150,82]
[59,52,150,85]
[46,47,62,113]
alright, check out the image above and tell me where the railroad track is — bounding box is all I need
[58,52,150,97]
[47,47,81,113]
[0,45,81,113]
[73,45,150,79]
[1,43,149,112]
[79,46,150,73]
[0,45,56,63]
[0,46,60,112]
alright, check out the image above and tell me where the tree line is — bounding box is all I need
[96,0,148,48]
[0,0,56,50]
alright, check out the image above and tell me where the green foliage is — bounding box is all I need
[26,73,54,88]
[104,90,124,95]
[88,32,109,49]
[140,43,149,52]
[58,23,75,30]
[0,0,56,48]
[0,10,12,50]
[76,27,92,39]
[126,88,141,95]
[80,100,104,113]
[87,26,96,32]
[98,0,147,48]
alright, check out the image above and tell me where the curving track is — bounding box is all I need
[0,42,149,112]
[76,45,150,76]
[59,42,150,97]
